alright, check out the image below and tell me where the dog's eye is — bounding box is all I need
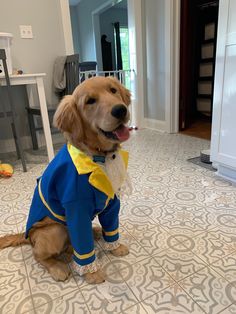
[86,97,96,105]
[110,87,117,94]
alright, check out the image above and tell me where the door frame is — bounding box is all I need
[92,0,145,128]
[59,0,74,55]
[60,0,181,133]
[166,0,181,133]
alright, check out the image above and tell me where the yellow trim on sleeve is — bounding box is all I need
[105,197,110,208]
[38,179,66,222]
[73,249,95,260]
[103,228,119,236]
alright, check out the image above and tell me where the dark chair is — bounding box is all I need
[0,49,27,172]
[79,61,97,82]
[26,54,80,150]
[65,54,80,94]
[25,106,59,150]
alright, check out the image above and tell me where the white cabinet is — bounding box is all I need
[211,0,236,182]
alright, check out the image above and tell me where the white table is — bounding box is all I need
[0,73,54,162]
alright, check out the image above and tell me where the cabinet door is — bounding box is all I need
[218,45,236,167]
[211,0,236,168]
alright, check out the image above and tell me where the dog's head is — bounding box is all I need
[53,76,131,152]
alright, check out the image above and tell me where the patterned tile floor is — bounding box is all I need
[1,129,236,313]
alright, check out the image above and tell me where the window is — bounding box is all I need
[114,26,130,89]
[120,27,130,71]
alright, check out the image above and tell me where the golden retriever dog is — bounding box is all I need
[0,76,131,284]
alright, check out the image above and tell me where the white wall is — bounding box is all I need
[75,0,108,62]
[0,0,66,105]
[0,0,66,146]
[141,0,180,133]
[143,0,166,122]
[70,5,80,54]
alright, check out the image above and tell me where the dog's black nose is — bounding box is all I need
[111,105,127,120]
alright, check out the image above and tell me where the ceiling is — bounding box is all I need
[113,0,127,9]
[69,0,127,9]
[69,0,81,6]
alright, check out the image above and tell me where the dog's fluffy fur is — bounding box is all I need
[0,76,131,284]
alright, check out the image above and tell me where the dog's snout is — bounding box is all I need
[111,105,127,120]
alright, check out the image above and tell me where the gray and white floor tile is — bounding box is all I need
[0,129,236,313]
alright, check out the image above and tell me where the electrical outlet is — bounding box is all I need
[20,25,33,39]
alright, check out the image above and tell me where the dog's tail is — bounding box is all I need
[0,233,30,249]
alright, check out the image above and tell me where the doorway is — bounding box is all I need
[99,0,129,72]
[179,0,219,140]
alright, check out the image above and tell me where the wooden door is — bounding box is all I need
[179,0,219,131]
[179,0,197,130]
[195,2,218,118]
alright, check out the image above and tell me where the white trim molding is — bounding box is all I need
[128,0,145,128]
[171,0,181,133]
[143,119,166,132]
[60,0,74,55]
[165,0,181,133]
[217,164,236,184]
[92,13,103,71]
[0,134,63,154]
[0,136,32,154]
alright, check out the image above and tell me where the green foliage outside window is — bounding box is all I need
[114,27,131,89]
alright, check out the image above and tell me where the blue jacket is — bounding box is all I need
[26,143,128,266]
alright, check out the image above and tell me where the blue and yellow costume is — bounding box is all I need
[25,143,128,267]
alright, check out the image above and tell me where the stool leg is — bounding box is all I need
[2,54,27,172]
[11,122,20,159]
[27,113,38,150]
[11,122,27,172]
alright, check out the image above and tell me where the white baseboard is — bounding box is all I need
[217,164,236,184]
[143,118,167,132]
[0,136,32,153]
[0,133,64,154]
[36,132,64,148]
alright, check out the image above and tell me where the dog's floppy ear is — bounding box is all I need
[120,84,131,106]
[53,95,76,132]
[53,95,84,141]
[108,76,131,106]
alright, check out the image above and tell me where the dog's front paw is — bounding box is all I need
[93,225,102,240]
[49,261,71,281]
[110,243,129,257]
[84,269,106,284]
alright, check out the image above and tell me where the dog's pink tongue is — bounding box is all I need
[113,125,130,141]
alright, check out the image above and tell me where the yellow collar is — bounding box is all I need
[67,143,129,199]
